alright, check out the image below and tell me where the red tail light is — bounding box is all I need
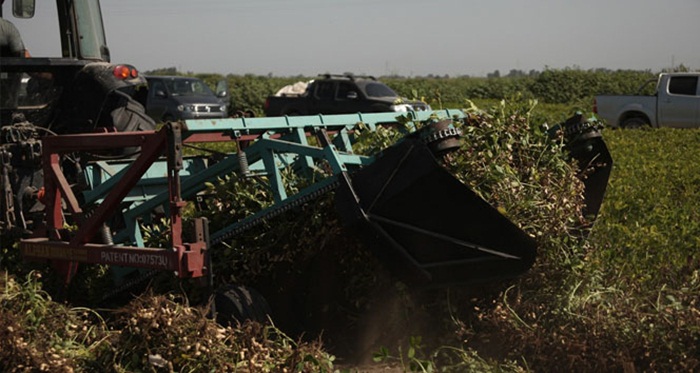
[113,65,138,79]
[593,98,598,114]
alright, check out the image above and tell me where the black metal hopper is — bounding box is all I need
[335,138,537,287]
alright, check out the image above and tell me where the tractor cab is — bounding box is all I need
[1,0,153,237]
[0,0,152,133]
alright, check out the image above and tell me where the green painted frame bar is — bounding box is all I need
[182,109,466,134]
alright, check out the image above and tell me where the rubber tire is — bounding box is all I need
[107,93,157,156]
[214,284,271,326]
[108,91,157,133]
[620,117,650,129]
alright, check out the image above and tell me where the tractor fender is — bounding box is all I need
[56,62,154,134]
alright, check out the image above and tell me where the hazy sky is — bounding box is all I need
[9,0,700,77]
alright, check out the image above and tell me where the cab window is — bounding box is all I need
[314,82,335,100]
[336,82,356,100]
[668,76,698,96]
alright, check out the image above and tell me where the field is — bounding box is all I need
[1,69,699,372]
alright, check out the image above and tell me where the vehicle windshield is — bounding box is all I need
[165,79,215,97]
[365,82,398,98]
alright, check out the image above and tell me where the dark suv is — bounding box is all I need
[144,76,228,122]
[264,74,431,116]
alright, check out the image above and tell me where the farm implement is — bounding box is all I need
[1,0,612,323]
[7,109,611,294]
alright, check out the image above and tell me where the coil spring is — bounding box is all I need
[237,150,250,176]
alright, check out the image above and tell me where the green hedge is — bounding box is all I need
[187,69,659,115]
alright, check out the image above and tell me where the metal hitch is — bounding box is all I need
[335,137,537,287]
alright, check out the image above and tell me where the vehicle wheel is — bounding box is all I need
[109,93,156,132]
[109,94,156,155]
[214,284,271,326]
[620,117,650,129]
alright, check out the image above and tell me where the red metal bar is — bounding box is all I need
[43,153,63,236]
[49,160,82,216]
[21,233,206,278]
[42,130,158,151]
[33,126,210,279]
[184,132,241,143]
[21,238,180,271]
[66,131,167,246]
[183,130,348,145]
[43,152,78,284]
[41,131,170,284]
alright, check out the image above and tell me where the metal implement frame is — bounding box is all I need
[19,110,465,283]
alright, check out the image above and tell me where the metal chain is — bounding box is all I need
[101,177,340,301]
[100,269,159,302]
[211,178,339,246]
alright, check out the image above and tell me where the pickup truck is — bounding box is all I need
[264,74,430,116]
[594,73,700,128]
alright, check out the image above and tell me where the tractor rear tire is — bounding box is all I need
[109,93,156,155]
[107,90,156,133]
[214,284,271,326]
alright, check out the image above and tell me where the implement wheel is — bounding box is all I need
[214,284,271,326]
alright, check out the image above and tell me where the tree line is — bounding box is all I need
[144,66,696,115]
